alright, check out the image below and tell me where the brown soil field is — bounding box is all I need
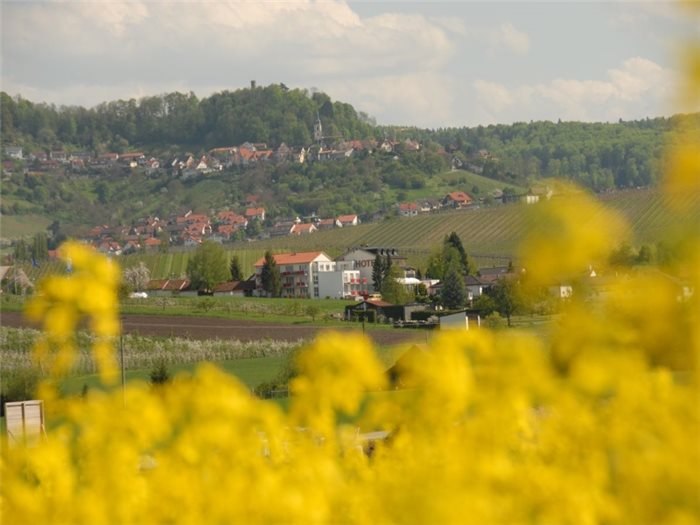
[0,311,426,346]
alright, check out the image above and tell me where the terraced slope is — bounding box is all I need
[18,187,699,280]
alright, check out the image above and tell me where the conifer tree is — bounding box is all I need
[372,253,385,292]
[440,267,466,309]
[31,232,49,261]
[261,251,282,297]
[445,232,470,275]
[230,255,243,281]
[384,253,393,281]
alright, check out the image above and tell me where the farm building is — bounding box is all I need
[146,279,196,296]
[212,280,255,297]
[344,299,426,323]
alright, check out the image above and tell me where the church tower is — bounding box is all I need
[313,112,323,142]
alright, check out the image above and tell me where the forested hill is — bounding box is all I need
[402,113,700,190]
[2,85,699,194]
[0,85,378,151]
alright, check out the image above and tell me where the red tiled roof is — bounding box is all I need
[217,210,235,220]
[254,251,327,267]
[217,224,236,235]
[337,214,358,223]
[186,214,209,223]
[239,149,255,161]
[209,147,236,154]
[162,279,191,291]
[447,191,471,203]
[212,281,247,293]
[291,223,316,234]
[245,207,265,217]
[218,211,247,224]
[366,299,394,307]
[146,279,168,291]
[399,202,418,211]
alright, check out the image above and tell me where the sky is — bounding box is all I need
[1,0,699,128]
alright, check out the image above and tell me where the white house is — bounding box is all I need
[337,214,359,227]
[399,202,419,217]
[290,223,317,235]
[465,275,487,302]
[4,146,23,159]
[315,260,367,299]
[337,247,403,292]
[254,251,333,298]
[440,311,481,330]
[548,284,573,299]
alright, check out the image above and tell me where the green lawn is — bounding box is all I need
[60,355,288,396]
[57,344,406,398]
[0,214,52,240]
[118,295,355,325]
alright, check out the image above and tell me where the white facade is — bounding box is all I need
[337,248,405,294]
[548,284,573,299]
[440,311,481,330]
[314,260,369,299]
[337,249,378,288]
[4,146,23,159]
[255,252,333,298]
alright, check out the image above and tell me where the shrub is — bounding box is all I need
[0,366,42,415]
[149,360,171,385]
[482,311,507,330]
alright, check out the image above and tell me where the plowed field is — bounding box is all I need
[0,312,424,346]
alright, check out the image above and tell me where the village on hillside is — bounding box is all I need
[81,188,506,254]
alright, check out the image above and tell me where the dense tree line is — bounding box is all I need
[1,85,378,152]
[4,87,698,195]
[3,88,699,232]
[404,114,700,191]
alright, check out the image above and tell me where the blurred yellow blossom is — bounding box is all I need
[519,183,629,288]
[2,10,700,525]
[24,241,119,384]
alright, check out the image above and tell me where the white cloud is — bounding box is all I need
[327,72,457,127]
[430,16,467,36]
[464,22,531,56]
[499,23,530,55]
[473,79,514,112]
[607,57,667,101]
[470,57,678,124]
[0,2,690,128]
[612,1,687,26]
[1,0,453,105]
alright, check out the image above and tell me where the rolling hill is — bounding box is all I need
[16,186,698,283]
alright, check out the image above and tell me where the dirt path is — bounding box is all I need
[0,311,425,346]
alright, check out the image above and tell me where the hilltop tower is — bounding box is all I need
[313,112,323,143]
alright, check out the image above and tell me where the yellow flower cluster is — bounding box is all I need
[2,178,698,523]
[24,241,120,387]
[2,14,699,522]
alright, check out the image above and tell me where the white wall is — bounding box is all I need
[440,312,469,330]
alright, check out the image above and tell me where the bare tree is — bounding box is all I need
[124,262,151,292]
